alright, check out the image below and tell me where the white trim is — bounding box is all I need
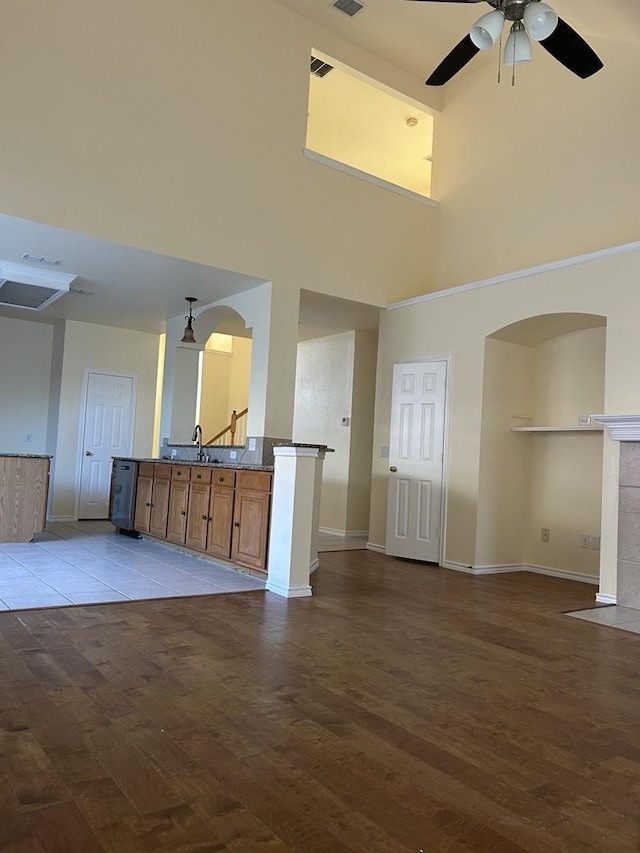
[591,414,640,441]
[366,542,386,553]
[47,515,77,523]
[441,561,521,576]
[387,240,640,311]
[273,445,323,458]
[303,148,439,208]
[266,581,313,598]
[524,564,598,585]
[596,592,617,604]
[309,558,320,574]
[75,370,138,520]
[319,526,368,538]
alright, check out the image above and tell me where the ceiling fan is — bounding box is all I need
[407,0,604,86]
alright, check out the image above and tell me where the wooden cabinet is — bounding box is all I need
[0,455,50,543]
[134,464,171,537]
[134,463,271,571]
[231,471,272,572]
[167,479,189,544]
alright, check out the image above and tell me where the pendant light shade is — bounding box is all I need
[504,22,532,66]
[469,9,505,51]
[523,2,559,42]
[181,296,197,344]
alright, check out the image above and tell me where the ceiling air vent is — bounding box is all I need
[332,0,365,17]
[0,261,77,311]
[310,55,334,78]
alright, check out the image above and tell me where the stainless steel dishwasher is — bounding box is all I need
[109,459,142,538]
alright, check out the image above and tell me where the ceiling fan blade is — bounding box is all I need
[426,34,480,86]
[406,1,485,3]
[539,17,604,79]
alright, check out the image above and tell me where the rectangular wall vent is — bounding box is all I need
[0,260,76,311]
[332,0,365,17]
[310,55,334,78]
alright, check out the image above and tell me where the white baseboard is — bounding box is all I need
[319,527,368,538]
[442,561,521,576]
[309,558,320,574]
[47,515,77,523]
[524,564,599,585]
[595,592,617,604]
[366,542,386,553]
[266,581,313,598]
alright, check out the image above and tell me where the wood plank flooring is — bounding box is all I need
[0,550,637,851]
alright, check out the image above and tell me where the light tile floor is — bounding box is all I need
[566,605,640,635]
[0,520,265,612]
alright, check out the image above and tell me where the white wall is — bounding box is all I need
[0,316,53,455]
[50,320,161,519]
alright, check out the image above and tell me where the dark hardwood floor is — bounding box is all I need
[0,550,638,852]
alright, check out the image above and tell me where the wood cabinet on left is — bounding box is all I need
[0,456,50,543]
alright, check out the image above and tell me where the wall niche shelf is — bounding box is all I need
[511,425,604,433]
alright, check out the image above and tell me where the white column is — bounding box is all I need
[266,445,327,598]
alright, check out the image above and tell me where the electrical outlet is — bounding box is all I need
[590,535,601,551]
[341,417,350,427]
[541,527,550,543]
[580,533,590,549]
[248,438,256,451]
[25,433,32,443]
[230,450,237,460]
[578,416,591,426]
[170,449,177,458]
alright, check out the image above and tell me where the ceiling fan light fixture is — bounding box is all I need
[523,1,559,42]
[504,23,532,66]
[469,9,505,51]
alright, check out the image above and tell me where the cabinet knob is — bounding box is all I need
[181,510,186,516]
[202,514,208,520]
[196,474,202,479]
[234,521,240,527]
[218,476,224,482]
[145,502,151,507]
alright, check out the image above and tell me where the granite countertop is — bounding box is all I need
[113,457,273,472]
[0,453,53,459]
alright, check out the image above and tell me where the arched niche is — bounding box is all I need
[476,311,607,577]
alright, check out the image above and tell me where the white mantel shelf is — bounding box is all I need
[511,426,604,433]
[591,415,640,441]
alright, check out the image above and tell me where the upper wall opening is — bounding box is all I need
[306,50,434,198]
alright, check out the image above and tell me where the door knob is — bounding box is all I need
[389,466,397,472]
[85,450,94,456]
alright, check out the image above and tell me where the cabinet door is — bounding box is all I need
[185,482,210,551]
[207,486,235,559]
[134,476,153,533]
[231,488,270,571]
[166,481,189,544]
[149,478,171,539]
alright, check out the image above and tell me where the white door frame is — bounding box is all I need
[387,355,452,566]
[75,369,138,520]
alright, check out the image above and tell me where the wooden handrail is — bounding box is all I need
[206,408,248,445]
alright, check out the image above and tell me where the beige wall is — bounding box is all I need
[199,336,252,441]
[0,317,53,455]
[50,321,161,519]
[431,42,640,291]
[293,330,376,535]
[373,247,640,596]
[1,0,437,308]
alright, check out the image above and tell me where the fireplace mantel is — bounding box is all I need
[591,415,640,441]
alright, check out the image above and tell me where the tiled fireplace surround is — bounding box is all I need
[595,415,640,608]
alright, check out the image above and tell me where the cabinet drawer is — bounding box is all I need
[190,466,212,484]
[212,468,236,487]
[236,470,271,492]
[154,464,172,479]
[171,466,191,481]
[139,462,155,477]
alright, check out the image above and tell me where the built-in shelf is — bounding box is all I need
[511,425,604,433]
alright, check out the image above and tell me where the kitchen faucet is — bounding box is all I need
[192,424,206,462]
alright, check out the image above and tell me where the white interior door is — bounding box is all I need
[78,372,135,518]
[386,360,447,562]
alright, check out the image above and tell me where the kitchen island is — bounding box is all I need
[0,454,51,542]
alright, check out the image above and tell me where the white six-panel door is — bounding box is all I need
[386,360,447,562]
[78,372,135,518]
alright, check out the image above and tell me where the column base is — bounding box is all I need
[266,581,313,598]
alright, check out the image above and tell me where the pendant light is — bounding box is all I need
[523,2,559,41]
[181,297,197,344]
[470,9,505,51]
